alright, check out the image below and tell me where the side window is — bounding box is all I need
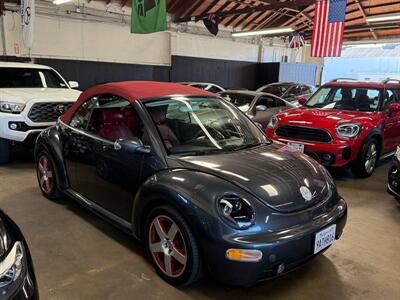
[257,97,276,108]
[301,85,311,94]
[208,85,222,93]
[87,95,144,142]
[70,97,98,130]
[383,89,399,110]
[275,98,286,107]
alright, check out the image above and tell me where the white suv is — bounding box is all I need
[0,62,81,163]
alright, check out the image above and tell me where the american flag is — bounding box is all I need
[288,33,305,48]
[311,0,347,57]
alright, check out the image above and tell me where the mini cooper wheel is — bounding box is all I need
[353,138,379,178]
[145,206,202,286]
[36,151,62,200]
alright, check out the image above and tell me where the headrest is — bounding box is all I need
[122,108,140,126]
[100,108,124,124]
[149,108,166,124]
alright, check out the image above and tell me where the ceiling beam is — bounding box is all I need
[355,0,378,40]
[175,0,316,23]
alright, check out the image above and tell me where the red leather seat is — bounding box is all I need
[148,108,179,148]
[98,108,134,141]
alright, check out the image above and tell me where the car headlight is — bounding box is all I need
[217,195,255,230]
[0,102,26,114]
[0,241,25,288]
[267,115,278,129]
[336,123,362,138]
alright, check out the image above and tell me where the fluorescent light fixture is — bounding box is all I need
[53,0,73,5]
[232,27,294,37]
[366,14,400,23]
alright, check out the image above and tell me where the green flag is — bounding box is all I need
[131,0,167,34]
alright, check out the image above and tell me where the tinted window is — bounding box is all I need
[256,97,276,108]
[0,68,67,88]
[305,87,382,112]
[383,89,400,110]
[220,93,255,112]
[208,85,223,93]
[70,97,98,130]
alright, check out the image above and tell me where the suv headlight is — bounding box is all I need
[0,241,25,289]
[217,195,255,230]
[336,123,362,138]
[0,102,26,114]
[267,115,278,129]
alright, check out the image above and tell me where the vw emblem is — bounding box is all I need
[55,104,66,114]
[300,186,313,202]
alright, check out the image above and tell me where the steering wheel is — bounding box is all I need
[186,127,226,144]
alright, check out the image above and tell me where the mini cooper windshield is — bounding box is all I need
[305,86,381,112]
[145,97,268,155]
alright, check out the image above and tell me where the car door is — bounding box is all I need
[251,96,282,129]
[382,89,400,152]
[64,94,154,221]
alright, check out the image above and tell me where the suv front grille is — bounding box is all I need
[28,102,73,123]
[275,125,332,143]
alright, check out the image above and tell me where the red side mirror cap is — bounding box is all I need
[298,97,307,105]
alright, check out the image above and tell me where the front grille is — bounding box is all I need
[28,102,73,123]
[275,125,332,143]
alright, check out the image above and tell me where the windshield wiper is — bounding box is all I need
[235,142,263,151]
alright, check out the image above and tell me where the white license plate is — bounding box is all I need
[288,142,305,153]
[314,224,336,254]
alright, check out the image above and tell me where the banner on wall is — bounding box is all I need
[21,0,35,49]
[131,0,167,34]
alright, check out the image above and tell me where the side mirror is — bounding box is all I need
[114,137,151,154]
[255,105,267,112]
[388,103,400,113]
[68,81,79,89]
[298,97,307,105]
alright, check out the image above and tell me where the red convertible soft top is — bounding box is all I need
[61,81,214,123]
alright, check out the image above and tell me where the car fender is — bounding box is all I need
[131,168,251,241]
[34,125,70,190]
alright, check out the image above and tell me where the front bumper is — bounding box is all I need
[266,130,360,167]
[204,198,347,287]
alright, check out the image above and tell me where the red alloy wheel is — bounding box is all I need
[37,155,54,194]
[149,215,187,278]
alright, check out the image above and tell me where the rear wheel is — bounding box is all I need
[36,151,63,200]
[352,138,379,178]
[145,205,202,286]
[0,138,11,164]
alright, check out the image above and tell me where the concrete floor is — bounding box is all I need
[1,151,399,300]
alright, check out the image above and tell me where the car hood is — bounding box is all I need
[278,107,375,128]
[171,143,332,213]
[0,88,81,103]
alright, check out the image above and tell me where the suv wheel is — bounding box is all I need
[0,138,11,164]
[353,138,379,178]
[36,151,63,200]
[145,205,202,286]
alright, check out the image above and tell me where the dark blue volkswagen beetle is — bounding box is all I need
[34,81,347,287]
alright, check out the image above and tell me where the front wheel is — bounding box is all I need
[0,138,11,164]
[352,138,379,178]
[36,151,63,200]
[145,205,202,286]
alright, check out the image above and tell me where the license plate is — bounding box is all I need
[288,142,305,153]
[314,224,336,254]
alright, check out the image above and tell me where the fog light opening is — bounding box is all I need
[226,249,263,262]
[9,123,18,130]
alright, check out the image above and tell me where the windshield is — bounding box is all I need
[305,86,381,112]
[220,92,255,112]
[144,97,268,155]
[258,84,291,96]
[0,68,68,89]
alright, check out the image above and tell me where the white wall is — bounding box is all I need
[1,9,318,66]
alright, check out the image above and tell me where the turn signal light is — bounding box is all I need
[226,249,263,262]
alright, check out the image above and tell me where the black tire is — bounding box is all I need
[145,205,202,286]
[36,150,63,200]
[352,138,379,178]
[0,138,11,164]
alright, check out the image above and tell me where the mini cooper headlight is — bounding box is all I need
[267,115,278,129]
[0,241,25,289]
[336,123,362,138]
[217,195,255,230]
[0,102,26,114]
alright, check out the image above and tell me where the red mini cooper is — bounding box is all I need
[266,79,400,177]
